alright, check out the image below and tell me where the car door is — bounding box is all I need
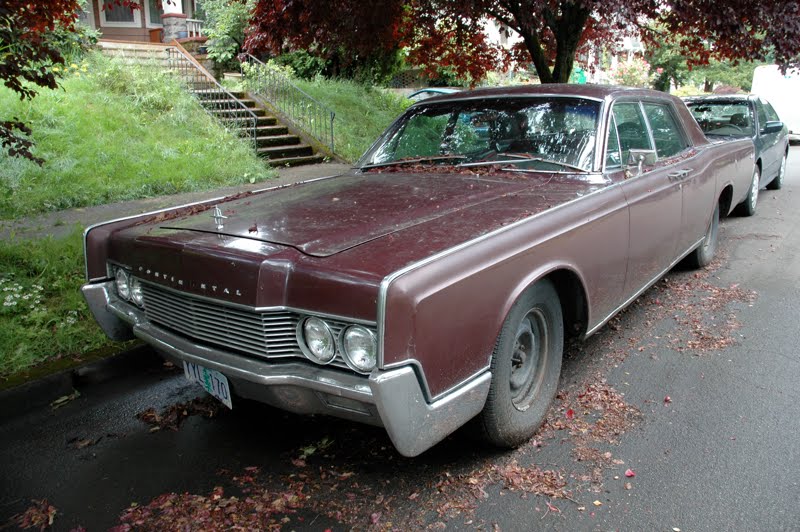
[640,101,712,256]
[609,100,683,301]
[755,98,781,181]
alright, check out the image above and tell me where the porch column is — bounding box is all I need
[161,0,187,42]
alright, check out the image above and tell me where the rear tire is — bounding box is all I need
[477,280,563,448]
[685,203,720,269]
[734,167,759,217]
[767,153,786,190]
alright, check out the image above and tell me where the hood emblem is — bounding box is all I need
[211,206,228,230]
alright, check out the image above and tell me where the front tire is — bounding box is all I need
[735,167,760,217]
[685,203,719,269]
[767,152,787,190]
[477,280,563,448]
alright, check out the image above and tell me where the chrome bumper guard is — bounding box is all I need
[81,281,491,457]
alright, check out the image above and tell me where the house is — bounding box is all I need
[78,0,203,43]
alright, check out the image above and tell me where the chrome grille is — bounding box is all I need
[140,282,351,368]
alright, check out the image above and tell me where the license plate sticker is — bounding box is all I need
[183,361,232,409]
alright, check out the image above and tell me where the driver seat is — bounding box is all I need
[729,113,749,127]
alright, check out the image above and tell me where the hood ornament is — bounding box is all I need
[211,206,227,230]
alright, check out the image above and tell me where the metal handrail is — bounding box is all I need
[240,53,335,153]
[166,42,258,148]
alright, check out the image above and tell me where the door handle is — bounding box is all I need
[668,169,692,181]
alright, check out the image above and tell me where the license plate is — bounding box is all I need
[183,361,232,409]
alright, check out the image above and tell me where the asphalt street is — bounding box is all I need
[1,147,799,531]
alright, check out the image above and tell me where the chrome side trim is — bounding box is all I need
[82,173,344,280]
[369,367,491,457]
[585,236,705,337]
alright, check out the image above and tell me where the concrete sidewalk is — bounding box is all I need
[0,162,353,240]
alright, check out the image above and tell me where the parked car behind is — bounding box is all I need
[83,85,754,457]
[684,94,789,216]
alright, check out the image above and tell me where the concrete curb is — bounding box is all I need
[0,345,162,422]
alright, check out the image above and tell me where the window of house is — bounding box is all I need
[146,0,163,27]
[100,1,141,27]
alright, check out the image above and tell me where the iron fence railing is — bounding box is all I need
[166,45,258,147]
[240,54,335,153]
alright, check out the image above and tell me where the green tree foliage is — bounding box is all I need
[246,0,800,85]
[0,0,83,162]
[195,0,255,69]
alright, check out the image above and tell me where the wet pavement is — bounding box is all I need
[1,148,799,530]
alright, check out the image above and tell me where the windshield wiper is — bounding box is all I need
[360,155,467,169]
[460,155,589,173]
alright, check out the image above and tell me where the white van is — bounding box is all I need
[752,65,800,142]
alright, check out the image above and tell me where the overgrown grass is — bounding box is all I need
[0,52,275,220]
[293,78,410,162]
[0,228,111,378]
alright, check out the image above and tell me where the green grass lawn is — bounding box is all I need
[293,78,410,162]
[0,229,111,379]
[0,52,275,220]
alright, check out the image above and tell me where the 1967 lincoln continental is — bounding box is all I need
[82,85,754,456]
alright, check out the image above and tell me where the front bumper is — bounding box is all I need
[82,281,491,456]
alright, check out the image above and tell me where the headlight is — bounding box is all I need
[130,277,144,307]
[301,317,336,364]
[115,268,131,300]
[342,326,377,372]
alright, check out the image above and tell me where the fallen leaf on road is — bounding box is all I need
[51,390,80,410]
[625,469,635,477]
[593,500,602,507]
[566,409,575,420]
[12,499,57,530]
[624,482,632,490]
[664,395,672,404]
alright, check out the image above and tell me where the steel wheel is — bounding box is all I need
[509,310,547,411]
[736,167,759,217]
[477,280,563,448]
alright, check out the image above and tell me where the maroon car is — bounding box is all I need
[82,85,754,456]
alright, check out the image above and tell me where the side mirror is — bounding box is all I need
[762,121,784,135]
[625,149,657,177]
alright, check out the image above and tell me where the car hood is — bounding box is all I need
[156,172,535,257]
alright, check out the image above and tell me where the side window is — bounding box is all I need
[762,99,781,122]
[755,100,768,133]
[611,102,653,165]
[605,114,622,168]
[643,103,688,159]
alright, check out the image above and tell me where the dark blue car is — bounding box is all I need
[684,94,789,216]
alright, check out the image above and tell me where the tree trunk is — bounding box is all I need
[517,2,590,83]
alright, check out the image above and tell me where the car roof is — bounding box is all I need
[414,83,680,105]
[683,94,754,103]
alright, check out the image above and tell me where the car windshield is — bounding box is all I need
[686,100,754,137]
[359,97,600,172]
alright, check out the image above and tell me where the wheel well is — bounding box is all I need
[718,184,733,218]
[543,269,588,339]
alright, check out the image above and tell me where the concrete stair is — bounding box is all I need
[98,41,326,168]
